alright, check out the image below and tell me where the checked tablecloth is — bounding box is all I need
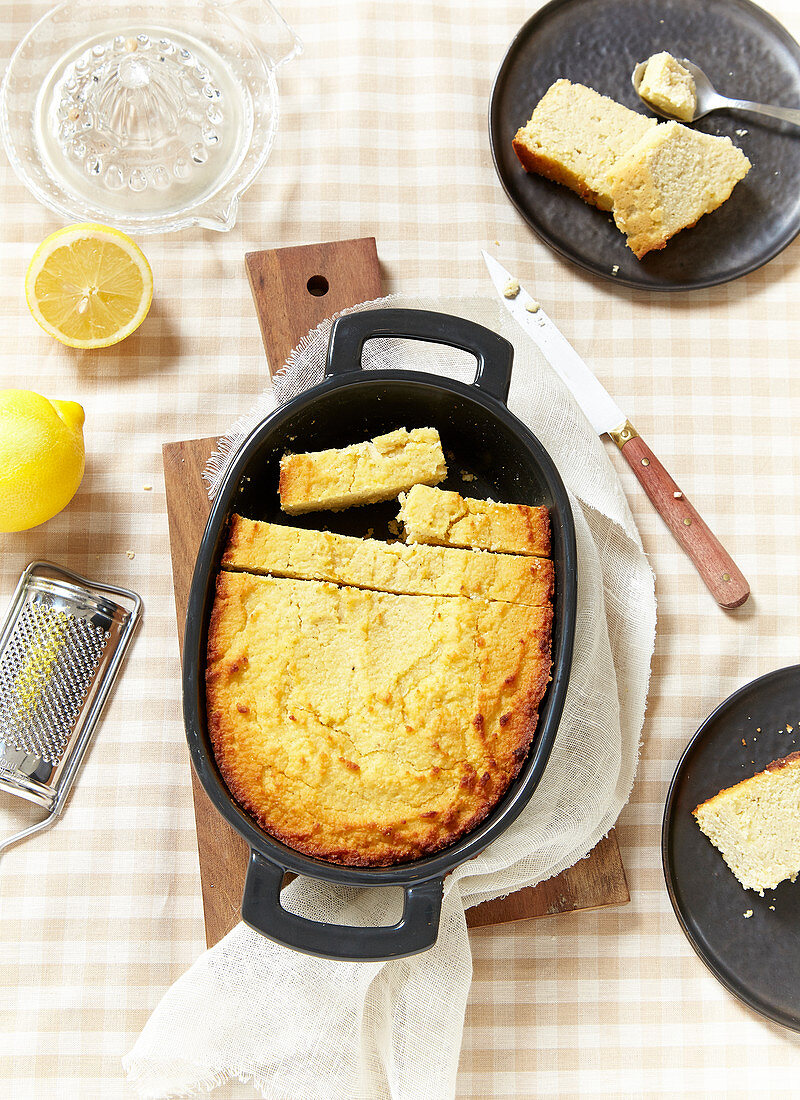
[1,0,799,1096]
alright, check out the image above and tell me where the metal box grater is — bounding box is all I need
[0,561,141,859]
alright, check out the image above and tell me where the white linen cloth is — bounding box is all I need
[123,296,656,1099]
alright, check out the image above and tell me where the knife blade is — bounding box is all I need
[482,252,749,609]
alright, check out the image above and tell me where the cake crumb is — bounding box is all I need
[742,739,746,746]
[387,519,400,536]
[493,239,500,246]
[736,129,748,136]
[638,52,698,123]
[743,909,753,918]
[673,491,683,499]
[525,299,541,313]
[460,470,476,481]
[143,484,153,491]
[126,550,136,560]
[611,264,619,275]
[769,905,775,911]
[365,528,374,538]
[787,724,794,733]
[503,278,520,299]
[756,727,761,732]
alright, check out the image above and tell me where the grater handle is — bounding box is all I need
[0,808,60,865]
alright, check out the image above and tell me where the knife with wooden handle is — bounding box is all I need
[482,252,749,609]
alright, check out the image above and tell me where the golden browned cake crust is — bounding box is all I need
[206,571,552,865]
[222,514,554,607]
[511,141,602,207]
[397,484,551,557]
[765,750,800,772]
[279,428,447,514]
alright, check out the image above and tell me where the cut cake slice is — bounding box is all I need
[222,514,554,607]
[512,78,657,211]
[606,120,751,258]
[693,752,800,893]
[397,484,551,557]
[279,427,446,514]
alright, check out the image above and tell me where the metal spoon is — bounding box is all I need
[632,57,800,127]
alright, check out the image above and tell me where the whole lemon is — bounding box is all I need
[0,390,85,532]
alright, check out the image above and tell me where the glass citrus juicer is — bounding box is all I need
[0,0,300,233]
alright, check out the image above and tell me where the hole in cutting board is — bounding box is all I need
[306,275,329,297]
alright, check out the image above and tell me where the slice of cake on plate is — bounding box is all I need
[693,752,800,893]
[512,78,657,210]
[606,121,751,258]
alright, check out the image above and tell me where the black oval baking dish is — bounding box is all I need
[183,308,577,962]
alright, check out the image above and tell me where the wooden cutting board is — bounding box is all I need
[163,238,629,948]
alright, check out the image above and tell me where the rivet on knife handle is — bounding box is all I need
[612,423,750,609]
[608,420,639,448]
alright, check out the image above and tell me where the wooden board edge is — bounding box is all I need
[466,830,629,929]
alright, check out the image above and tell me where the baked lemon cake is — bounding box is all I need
[206,571,553,865]
[222,514,554,607]
[693,752,800,894]
[397,484,551,557]
[606,121,751,258]
[638,52,697,122]
[279,427,446,514]
[512,79,657,210]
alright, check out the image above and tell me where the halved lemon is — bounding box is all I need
[25,223,153,349]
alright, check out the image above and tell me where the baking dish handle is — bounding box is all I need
[242,851,445,961]
[325,308,514,404]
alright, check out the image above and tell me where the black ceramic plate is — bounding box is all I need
[490,0,800,290]
[663,665,800,1030]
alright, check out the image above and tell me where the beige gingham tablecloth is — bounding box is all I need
[1,1,799,1096]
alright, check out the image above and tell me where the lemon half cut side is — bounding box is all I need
[25,223,153,349]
